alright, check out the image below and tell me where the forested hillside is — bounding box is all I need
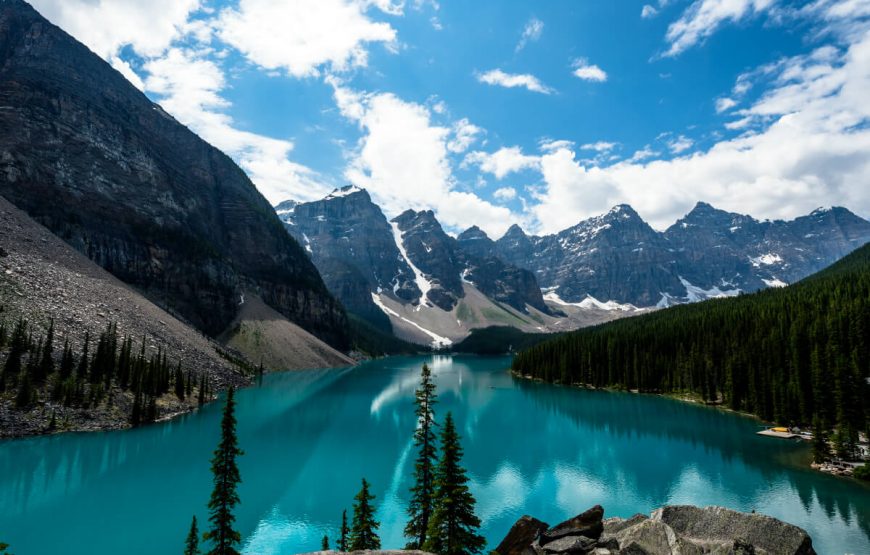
[513,242,870,458]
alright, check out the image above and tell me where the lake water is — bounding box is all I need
[1,355,868,555]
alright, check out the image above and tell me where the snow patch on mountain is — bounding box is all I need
[762,277,788,288]
[543,290,638,312]
[679,277,741,302]
[371,293,452,348]
[324,185,363,199]
[749,253,783,267]
[390,221,433,308]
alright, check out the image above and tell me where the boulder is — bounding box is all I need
[541,505,605,544]
[652,506,816,555]
[610,519,675,555]
[602,514,648,536]
[541,535,597,554]
[495,515,550,555]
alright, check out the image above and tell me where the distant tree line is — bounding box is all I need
[513,243,870,462]
[0,318,212,427]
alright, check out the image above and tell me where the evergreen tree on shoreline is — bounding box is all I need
[184,515,200,555]
[405,363,439,549]
[321,535,329,551]
[349,478,380,551]
[203,387,244,555]
[338,509,349,552]
[423,412,485,555]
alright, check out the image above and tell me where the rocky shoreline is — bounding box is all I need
[493,504,815,555]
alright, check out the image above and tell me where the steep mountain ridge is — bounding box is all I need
[0,0,348,347]
[495,202,870,306]
[278,186,566,346]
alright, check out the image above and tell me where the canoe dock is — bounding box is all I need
[756,427,812,440]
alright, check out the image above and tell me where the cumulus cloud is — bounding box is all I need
[516,17,544,52]
[144,49,331,203]
[29,0,200,58]
[493,187,518,201]
[463,147,541,179]
[217,0,398,78]
[447,118,484,153]
[581,141,618,153]
[664,0,777,57]
[667,135,695,153]
[476,69,554,94]
[329,80,521,236]
[572,58,608,82]
[526,21,870,233]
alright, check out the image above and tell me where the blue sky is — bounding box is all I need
[29,0,870,236]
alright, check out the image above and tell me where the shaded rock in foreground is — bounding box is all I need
[494,515,550,555]
[541,505,604,544]
[497,505,815,555]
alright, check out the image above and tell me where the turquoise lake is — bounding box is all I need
[1,355,868,554]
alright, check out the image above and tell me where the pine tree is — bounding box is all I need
[59,340,75,380]
[349,478,380,551]
[405,363,438,549]
[321,535,329,551]
[339,509,349,552]
[75,332,89,381]
[1,319,28,391]
[185,515,200,555]
[15,371,33,409]
[175,362,186,400]
[423,413,485,555]
[203,387,244,555]
[812,416,830,463]
[36,320,54,383]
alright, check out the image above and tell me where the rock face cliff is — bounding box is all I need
[278,186,551,342]
[495,203,870,307]
[0,0,348,348]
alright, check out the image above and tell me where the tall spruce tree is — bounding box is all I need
[321,535,329,551]
[339,509,349,552]
[349,478,380,551]
[423,413,485,555]
[405,363,439,549]
[203,387,244,555]
[36,320,54,383]
[185,515,200,555]
[1,319,28,391]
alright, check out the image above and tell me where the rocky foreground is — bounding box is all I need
[300,504,815,555]
[494,504,815,555]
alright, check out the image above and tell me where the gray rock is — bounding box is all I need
[542,535,597,554]
[652,505,816,555]
[610,519,675,555]
[495,515,550,555]
[542,505,605,544]
[602,514,648,536]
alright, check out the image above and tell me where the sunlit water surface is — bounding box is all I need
[1,356,868,555]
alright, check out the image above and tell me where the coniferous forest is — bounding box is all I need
[513,243,870,459]
[0,319,213,430]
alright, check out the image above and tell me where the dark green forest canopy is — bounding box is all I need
[513,242,870,454]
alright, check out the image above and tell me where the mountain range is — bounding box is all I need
[277,187,870,346]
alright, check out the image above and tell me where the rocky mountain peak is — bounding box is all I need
[458,225,490,241]
[323,184,370,202]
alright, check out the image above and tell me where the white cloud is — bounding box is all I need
[217,0,398,78]
[527,21,870,233]
[715,97,738,112]
[29,0,200,58]
[642,5,659,18]
[329,80,521,236]
[667,135,695,153]
[110,57,145,91]
[144,48,331,203]
[447,118,484,153]
[493,187,518,201]
[572,58,608,82]
[463,147,541,179]
[581,141,618,153]
[516,17,544,52]
[664,0,777,57]
[476,69,554,94]
[539,139,575,153]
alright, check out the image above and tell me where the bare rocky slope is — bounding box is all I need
[0,0,348,348]
[0,196,353,436]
